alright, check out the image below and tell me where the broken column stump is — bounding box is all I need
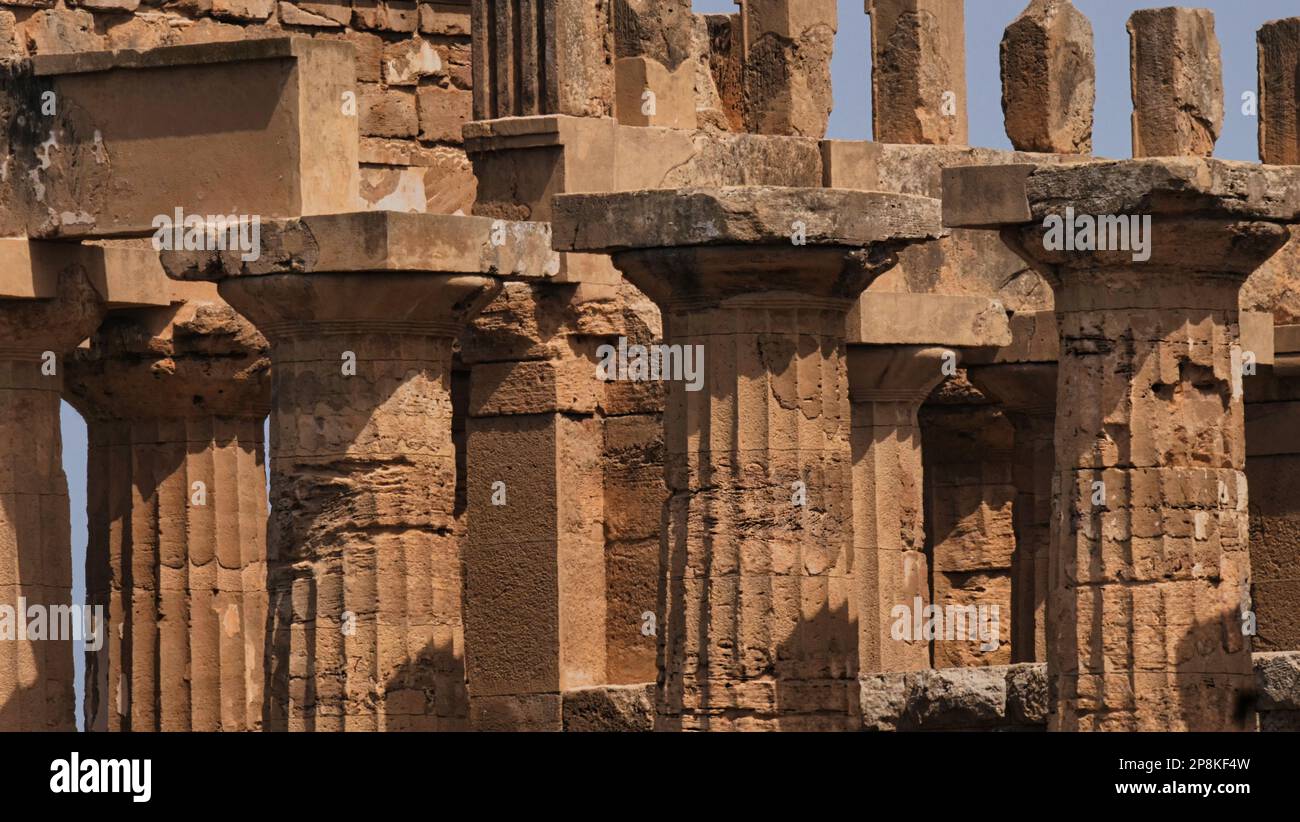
[161,211,556,731]
[1128,7,1223,158]
[944,158,1300,730]
[0,240,106,731]
[65,280,272,732]
[866,0,968,145]
[1001,0,1095,154]
[555,186,943,730]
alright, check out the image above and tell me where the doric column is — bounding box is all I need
[945,158,1300,730]
[0,248,105,730]
[848,345,949,673]
[556,187,942,730]
[967,363,1057,664]
[162,212,551,731]
[64,283,271,731]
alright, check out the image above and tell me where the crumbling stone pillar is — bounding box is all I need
[65,285,271,732]
[613,0,699,130]
[1128,7,1223,158]
[471,0,615,120]
[968,363,1057,664]
[555,187,942,730]
[162,212,552,731]
[945,158,1300,730]
[848,345,948,673]
[1001,0,1094,154]
[0,252,105,731]
[1258,18,1300,165]
[741,0,837,138]
[866,0,968,145]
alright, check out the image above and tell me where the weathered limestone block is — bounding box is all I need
[65,283,272,732]
[470,0,615,120]
[0,38,360,239]
[849,346,949,674]
[1000,0,1094,154]
[1127,7,1223,158]
[866,0,967,145]
[945,158,1300,730]
[739,0,836,138]
[556,187,942,730]
[1258,18,1300,166]
[967,363,1057,664]
[613,0,697,129]
[860,663,1048,731]
[562,683,655,731]
[0,251,105,731]
[163,211,555,730]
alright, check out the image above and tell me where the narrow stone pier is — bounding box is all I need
[0,243,105,730]
[848,345,949,673]
[555,187,942,730]
[945,158,1300,730]
[162,212,555,731]
[66,282,271,732]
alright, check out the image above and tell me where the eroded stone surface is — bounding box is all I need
[1001,0,1094,154]
[1128,7,1223,158]
[866,0,968,145]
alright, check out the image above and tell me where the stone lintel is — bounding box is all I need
[553,187,942,253]
[6,37,359,240]
[848,292,1011,348]
[0,238,170,308]
[463,114,618,152]
[161,211,559,282]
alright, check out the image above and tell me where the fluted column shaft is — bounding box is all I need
[0,265,104,730]
[66,292,271,731]
[849,346,949,673]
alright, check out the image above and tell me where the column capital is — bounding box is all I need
[65,285,270,420]
[554,187,943,308]
[848,345,953,405]
[160,212,558,340]
[943,158,1300,283]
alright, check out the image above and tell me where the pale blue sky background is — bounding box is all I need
[59,0,1298,728]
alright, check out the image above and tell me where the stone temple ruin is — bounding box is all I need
[3,0,1300,733]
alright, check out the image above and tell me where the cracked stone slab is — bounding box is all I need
[160,211,559,281]
[553,186,943,253]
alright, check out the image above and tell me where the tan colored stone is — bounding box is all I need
[866,0,968,145]
[65,294,271,731]
[360,83,418,138]
[738,0,836,137]
[1001,0,1094,154]
[160,212,544,730]
[1128,7,1223,158]
[0,260,105,731]
[471,0,615,120]
[1258,18,1300,165]
[562,187,941,729]
[383,36,443,86]
[417,83,470,143]
[2,38,359,239]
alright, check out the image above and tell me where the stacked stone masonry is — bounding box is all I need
[2,0,1300,733]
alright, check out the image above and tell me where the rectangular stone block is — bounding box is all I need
[866,0,968,145]
[5,38,360,238]
[848,293,1010,347]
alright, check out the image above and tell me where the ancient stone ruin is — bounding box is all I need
[2,0,1300,732]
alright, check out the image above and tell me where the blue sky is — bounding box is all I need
[58,0,1298,728]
